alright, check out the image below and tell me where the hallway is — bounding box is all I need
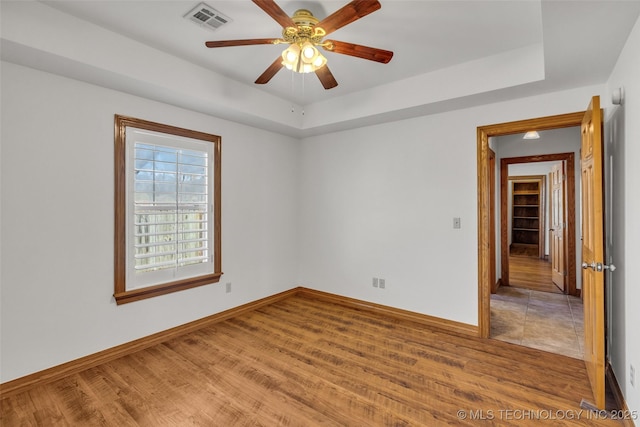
[491,286,584,359]
[508,252,563,294]
[491,249,583,359]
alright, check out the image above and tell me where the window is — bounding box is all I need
[114,115,221,304]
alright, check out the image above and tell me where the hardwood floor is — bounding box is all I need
[509,253,562,294]
[1,293,624,426]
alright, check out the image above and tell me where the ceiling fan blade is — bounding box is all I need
[252,0,296,28]
[315,66,338,90]
[323,40,393,63]
[205,39,280,48]
[316,0,381,36]
[255,57,285,85]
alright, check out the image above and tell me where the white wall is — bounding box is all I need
[605,14,640,417]
[298,84,602,326]
[0,62,300,383]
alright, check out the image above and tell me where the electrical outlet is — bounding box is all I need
[225,282,232,293]
[453,217,461,229]
[379,279,386,289]
[631,364,636,387]
[372,277,379,288]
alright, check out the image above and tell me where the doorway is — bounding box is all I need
[492,151,583,359]
[507,171,557,294]
[476,111,584,338]
[479,97,610,409]
[499,152,578,297]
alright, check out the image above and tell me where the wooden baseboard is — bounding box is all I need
[491,278,503,294]
[0,288,298,398]
[606,362,636,427]
[7,286,630,418]
[297,288,478,337]
[1,286,478,397]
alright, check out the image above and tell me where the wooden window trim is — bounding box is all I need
[114,115,222,305]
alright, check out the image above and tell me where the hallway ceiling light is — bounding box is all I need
[523,131,540,140]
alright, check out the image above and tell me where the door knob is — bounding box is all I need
[582,262,616,272]
[596,262,616,272]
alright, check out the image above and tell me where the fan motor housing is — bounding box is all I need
[282,9,325,44]
[291,9,319,27]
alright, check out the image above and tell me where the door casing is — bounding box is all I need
[477,111,584,338]
[489,149,497,293]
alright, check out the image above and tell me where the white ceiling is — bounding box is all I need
[38,0,640,105]
[2,1,639,136]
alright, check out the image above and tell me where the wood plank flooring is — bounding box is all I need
[1,293,624,426]
[509,254,562,294]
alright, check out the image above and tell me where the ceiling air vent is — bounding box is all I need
[184,2,232,32]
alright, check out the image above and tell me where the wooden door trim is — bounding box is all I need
[489,149,497,293]
[500,156,575,295]
[477,111,584,338]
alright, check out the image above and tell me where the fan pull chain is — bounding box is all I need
[291,66,295,94]
[290,68,295,113]
[300,73,306,116]
[288,70,307,116]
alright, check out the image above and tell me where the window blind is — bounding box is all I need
[126,128,214,289]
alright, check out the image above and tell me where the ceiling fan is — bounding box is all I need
[204,0,393,89]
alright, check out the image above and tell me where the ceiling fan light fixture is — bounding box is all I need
[312,54,327,69]
[206,1,392,89]
[281,44,300,70]
[301,42,318,62]
[281,43,326,74]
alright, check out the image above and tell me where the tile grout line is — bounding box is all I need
[519,289,532,346]
[491,288,584,358]
[567,295,585,357]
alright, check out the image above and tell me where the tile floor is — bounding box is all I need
[491,286,584,359]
